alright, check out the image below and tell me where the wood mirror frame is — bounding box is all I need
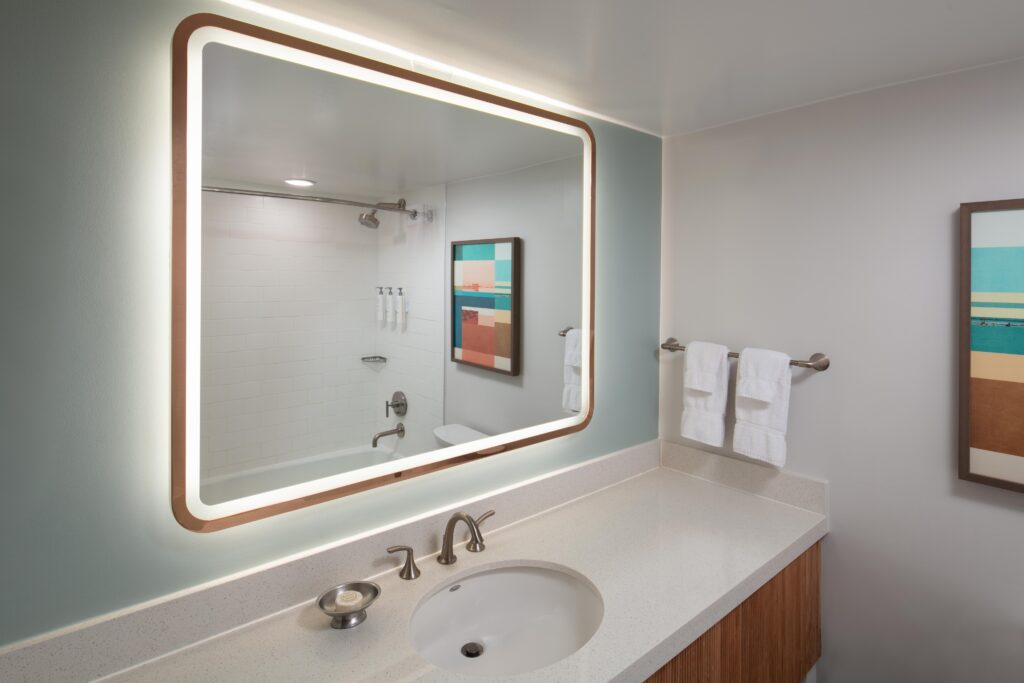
[171,14,596,531]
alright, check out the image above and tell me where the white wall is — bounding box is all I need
[374,185,446,455]
[200,192,378,479]
[661,59,1024,681]
[444,156,583,435]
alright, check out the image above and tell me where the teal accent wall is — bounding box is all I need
[0,1,661,647]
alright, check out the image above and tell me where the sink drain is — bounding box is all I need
[461,642,484,658]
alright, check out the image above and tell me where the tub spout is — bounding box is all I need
[372,423,405,448]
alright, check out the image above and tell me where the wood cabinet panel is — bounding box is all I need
[646,542,820,683]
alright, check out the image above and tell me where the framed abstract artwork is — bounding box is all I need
[960,198,1024,493]
[451,237,522,375]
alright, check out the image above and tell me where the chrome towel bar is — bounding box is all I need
[659,337,830,372]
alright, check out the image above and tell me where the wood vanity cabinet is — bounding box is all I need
[647,542,821,683]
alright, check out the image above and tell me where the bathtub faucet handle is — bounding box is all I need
[385,390,407,418]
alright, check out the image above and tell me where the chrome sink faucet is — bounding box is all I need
[438,510,494,565]
[371,422,405,447]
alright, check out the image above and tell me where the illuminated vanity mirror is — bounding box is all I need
[172,16,594,531]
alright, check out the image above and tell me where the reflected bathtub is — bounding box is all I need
[200,443,405,505]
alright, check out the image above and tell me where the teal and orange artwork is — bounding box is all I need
[969,209,1024,471]
[452,238,521,375]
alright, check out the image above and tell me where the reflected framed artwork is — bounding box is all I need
[451,237,522,375]
[959,198,1024,493]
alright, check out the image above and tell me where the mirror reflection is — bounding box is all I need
[198,44,585,504]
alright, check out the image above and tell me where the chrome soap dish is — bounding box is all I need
[316,581,381,629]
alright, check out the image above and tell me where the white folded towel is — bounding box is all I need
[562,329,582,413]
[733,348,792,466]
[679,341,730,447]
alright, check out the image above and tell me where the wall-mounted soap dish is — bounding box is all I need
[316,581,381,629]
[360,355,387,364]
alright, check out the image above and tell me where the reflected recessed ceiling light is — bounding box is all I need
[284,178,316,187]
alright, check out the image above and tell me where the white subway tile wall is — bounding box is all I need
[373,185,446,456]
[200,191,383,479]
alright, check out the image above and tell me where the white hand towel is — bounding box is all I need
[562,329,582,413]
[376,290,385,322]
[679,341,729,447]
[733,348,792,466]
[385,291,395,322]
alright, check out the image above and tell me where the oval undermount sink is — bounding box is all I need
[410,562,603,677]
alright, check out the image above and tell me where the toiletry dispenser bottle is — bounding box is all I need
[396,287,406,325]
[385,287,395,323]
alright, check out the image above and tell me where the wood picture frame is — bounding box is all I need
[959,198,1024,493]
[450,237,522,376]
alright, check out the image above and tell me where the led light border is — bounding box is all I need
[185,27,593,522]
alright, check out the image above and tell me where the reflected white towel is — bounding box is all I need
[679,341,729,447]
[562,329,582,413]
[376,290,385,322]
[733,348,791,466]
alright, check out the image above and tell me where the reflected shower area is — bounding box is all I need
[197,43,584,504]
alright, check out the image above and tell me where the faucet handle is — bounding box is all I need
[475,510,495,527]
[386,545,421,580]
[467,510,495,553]
[385,390,408,418]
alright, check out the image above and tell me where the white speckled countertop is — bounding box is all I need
[107,468,827,682]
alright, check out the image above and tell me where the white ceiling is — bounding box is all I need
[202,43,582,196]
[251,0,1024,137]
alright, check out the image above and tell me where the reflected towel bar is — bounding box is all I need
[659,337,830,371]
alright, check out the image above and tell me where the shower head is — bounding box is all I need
[358,210,380,229]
